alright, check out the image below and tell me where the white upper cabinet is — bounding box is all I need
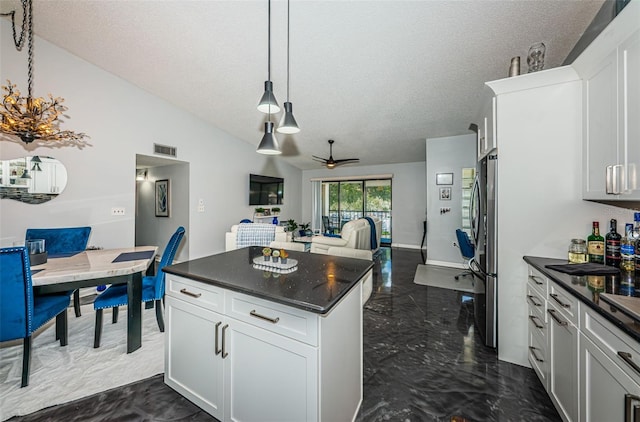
[477,86,497,160]
[574,2,640,202]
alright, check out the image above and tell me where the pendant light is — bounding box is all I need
[277,0,299,134]
[257,0,281,155]
[257,0,280,114]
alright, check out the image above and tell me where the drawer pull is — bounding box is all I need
[619,352,640,376]
[527,295,542,307]
[547,309,568,326]
[529,315,544,329]
[179,288,202,298]
[529,346,544,363]
[214,322,222,356]
[250,310,280,324]
[624,394,640,422]
[529,275,544,286]
[549,293,570,308]
[221,324,229,358]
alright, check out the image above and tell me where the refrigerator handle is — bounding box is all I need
[470,175,480,245]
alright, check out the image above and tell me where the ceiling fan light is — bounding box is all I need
[326,162,336,169]
[276,102,299,134]
[257,121,281,155]
[257,81,280,114]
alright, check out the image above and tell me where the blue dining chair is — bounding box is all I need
[93,226,185,348]
[0,247,71,387]
[454,229,475,280]
[25,226,91,318]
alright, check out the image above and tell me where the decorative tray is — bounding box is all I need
[252,256,299,273]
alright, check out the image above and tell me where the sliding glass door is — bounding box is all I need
[321,178,391,244]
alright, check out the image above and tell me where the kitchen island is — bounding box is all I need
[162,246,373,422]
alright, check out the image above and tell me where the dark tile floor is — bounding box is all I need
[9,247,559,422]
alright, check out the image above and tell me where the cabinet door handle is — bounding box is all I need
[607,165,614,194]
[624,394,640,422]
[214,321,222,356]
[529,315,544,329]
[179,288,201,298]
[528,275,544,286]
[547,309,568,326]
[613,164,624,195]
[549,293,570,308]
[527,295,542,307]
[221,324,229,359]
[529,346,544,363]
[250,309,280,324]
[619,352,640,376]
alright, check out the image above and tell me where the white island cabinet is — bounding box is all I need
[164,271,364,422]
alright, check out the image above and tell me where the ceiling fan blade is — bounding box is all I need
[333,158,360,164]
[312,156,328,163]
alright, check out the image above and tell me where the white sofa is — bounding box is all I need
[310,217,382,254]
[225,224,287,251]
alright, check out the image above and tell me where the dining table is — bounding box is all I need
[31,246,158,353]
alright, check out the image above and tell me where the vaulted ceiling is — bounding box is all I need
[0,0,605,169]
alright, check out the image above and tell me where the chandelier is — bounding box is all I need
[1,0,88,145]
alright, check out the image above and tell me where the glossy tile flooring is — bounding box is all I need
[9,248,560,422]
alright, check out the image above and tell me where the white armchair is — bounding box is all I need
[310,219,369,254]
[225,224,287,251]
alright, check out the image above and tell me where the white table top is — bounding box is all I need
[31,246,158,286]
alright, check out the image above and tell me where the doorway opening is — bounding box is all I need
[321,178,392,245]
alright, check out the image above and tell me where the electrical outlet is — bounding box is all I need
[111,207,125,216]
[198,199,205,213]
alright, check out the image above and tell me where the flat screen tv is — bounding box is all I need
[249,174,284,205]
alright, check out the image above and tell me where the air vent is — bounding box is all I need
[154,143,177,158]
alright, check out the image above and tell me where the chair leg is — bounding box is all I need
[145,301,154,310]
[94,309,103,348]
[155,299,165,332]
[73,290,81,317]
[112,306,118,324]
[21,336,32,388]
[56,310,68,346]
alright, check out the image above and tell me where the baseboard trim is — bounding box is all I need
[390,243,423,250]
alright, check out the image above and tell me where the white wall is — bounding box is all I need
[301,162,426,248]
[135,162,190,262]
[425,134,476,267]
[0,20,302,257]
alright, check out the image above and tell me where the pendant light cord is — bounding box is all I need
[267,0,271,83]
[286,0,290,101]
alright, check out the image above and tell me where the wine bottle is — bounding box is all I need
[587,221,605,264]
[605,219,621,267]
[621,223,635,274]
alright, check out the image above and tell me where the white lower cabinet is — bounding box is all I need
[580,305,640,422]
[164,274,363,422]
[548,300,579,422]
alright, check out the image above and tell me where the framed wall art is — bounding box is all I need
[439,187,451,200]
[155,179,170,217]
[436,172,453,185]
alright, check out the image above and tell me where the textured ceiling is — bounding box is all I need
[0,0,605,170]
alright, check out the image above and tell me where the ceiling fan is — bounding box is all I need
[312,140,360,169]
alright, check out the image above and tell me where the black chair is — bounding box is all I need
[454,229,475,280]
[322,216,339,236]
[25,226,91,317]
[0,247,71,387]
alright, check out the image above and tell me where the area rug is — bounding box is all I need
[413,264,475,293]
[0,303,164,421]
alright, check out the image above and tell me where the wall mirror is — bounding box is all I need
[0,156,68,204]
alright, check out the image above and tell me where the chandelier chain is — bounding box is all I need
[26,0,33,99]
[0,0,28,51]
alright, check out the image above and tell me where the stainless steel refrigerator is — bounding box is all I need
[470,149,498,349]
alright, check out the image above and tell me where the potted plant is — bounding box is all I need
[285,219,298,233]
[299,222,310,237]
[262,247,271,261]
[271,249,280,263]
[255,207,265,216]
[280,249,289,264]
[272,207,280,215]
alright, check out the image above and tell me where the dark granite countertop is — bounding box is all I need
[163,246,373,314]
[524,256,640,343]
